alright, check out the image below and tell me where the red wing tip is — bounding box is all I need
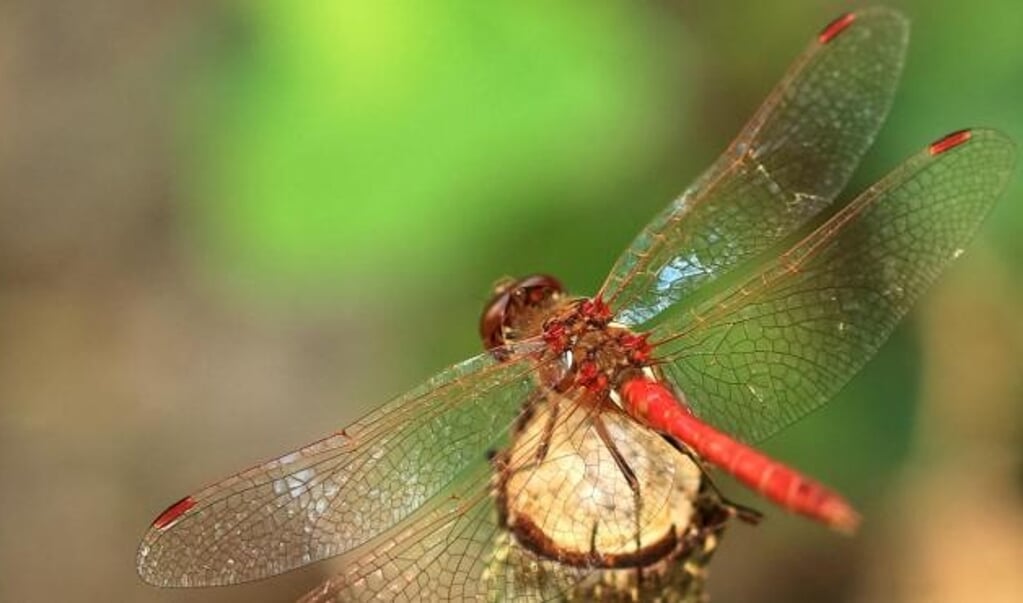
[928,129,973,156]
[818,12,856,44]
[152,495,196,531]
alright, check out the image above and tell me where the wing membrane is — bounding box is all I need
[603,8,908,326]
[137,346,544,587]
[300,389,706,601]
[294,395,602,602]
[295,463,592,602]
[650,129,1014,442]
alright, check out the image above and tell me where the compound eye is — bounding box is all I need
[515,274,564,305]
[480,274,564,352]
[479,291,510,351]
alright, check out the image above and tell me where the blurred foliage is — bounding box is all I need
[191,1,688,292]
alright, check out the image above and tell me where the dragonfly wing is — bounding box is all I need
[650,129,1014,443]
[295,463,593,602]
[137,345,545,587]
[300,389,707,601]
[295,462,502,602]
[603,8,908,326]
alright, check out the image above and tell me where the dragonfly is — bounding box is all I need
[137,7,1015,602]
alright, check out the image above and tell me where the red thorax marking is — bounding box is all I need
[619,332,652,364]
[818,12,856,44]
[542,321,568,351]
[928,129,972,156]
[576,360,608,392]
[580,296,612,322]
[620,378,860,534]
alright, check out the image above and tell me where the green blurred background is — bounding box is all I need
[1,1,1020,601]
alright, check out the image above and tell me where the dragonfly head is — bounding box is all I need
[480,274,565,353]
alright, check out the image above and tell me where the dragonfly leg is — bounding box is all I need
[533,394,561,465]
[721,498,764,526]
[635,372,765,527]
[592,411,640,494]
[661,432,764,527]
[592,409,646,553]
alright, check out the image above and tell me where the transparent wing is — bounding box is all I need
[137,344,545,587]
[649,129,1014,442]
[299,390,706,602]
[294,462,508,602]
[294,464,589,602]
[602,7,908,326]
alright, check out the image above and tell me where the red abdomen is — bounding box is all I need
[621,378,859,533]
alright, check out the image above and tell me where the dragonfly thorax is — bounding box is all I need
[540,297,653,395]
[480,275,654,395]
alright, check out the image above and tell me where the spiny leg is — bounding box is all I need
[534,393,561,465]
[662,433,763,527]
[639,371,761,526]
[592,411,645,556]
